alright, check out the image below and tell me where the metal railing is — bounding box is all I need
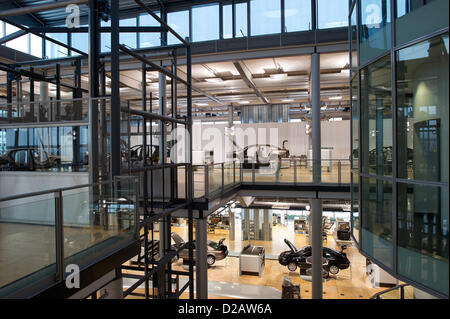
[0,176,139,298]
[193,158,351,199]
[370,284,411,299]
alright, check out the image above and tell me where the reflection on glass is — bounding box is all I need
[350,4,358,76]
[119,18,137,49]
[0,126,89,172]
[223,4,233,39]
[352,173,360,244]
[359,0,391,65]
[250,0,281,36]
[361,177,393,268]
[284,0,311,32]
[351,79,359,170]
[71,25,88,55]
[45,32,68,59]
[397,183,449,296]
[360,54,392,176]
[168,10,189,45]
[396,0,449,45]
[236,2,248,37]
[317,0,349,29]
[140,12,161,48]
[192,4,219,42]
[396,35,449,183]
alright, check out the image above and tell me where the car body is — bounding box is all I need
[278,239,350,275]
[171,232,228,266]
[233,143,290,169]
[0,148,60,171]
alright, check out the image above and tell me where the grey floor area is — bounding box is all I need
[123,277,281,299]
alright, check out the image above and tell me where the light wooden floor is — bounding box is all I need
[126,220,386,299]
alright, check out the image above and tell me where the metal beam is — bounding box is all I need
[1,18,88,57]
[0,0,89,18]
[311,198,323,299]
[233,60,269,104]
[133,0,187,46]
[28,26,166,33]
[0,30,27,45]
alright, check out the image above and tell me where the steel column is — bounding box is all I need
[110,0,121,178]
[311,198,323,299]
[195,214,208,299]
[311,52,321,184]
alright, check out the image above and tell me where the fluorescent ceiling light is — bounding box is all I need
[205,77,224,83]
[269,73,288,80]
[282,99,294,102]
[329,96,342,100]
[195,103,208,107]
[239,101,250,104]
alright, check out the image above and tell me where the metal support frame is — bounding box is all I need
[195,213,208,299]
[311,197,323,299]
[311,52,321,184]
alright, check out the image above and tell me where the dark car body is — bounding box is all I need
[0,148,60,171]
[233,144,290,169]
[171,232,228,266]
[278,239,350,275]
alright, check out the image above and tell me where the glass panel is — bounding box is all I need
[45,32,68,59]
[359,0,391,65]
[352,173,360,244]
[168,10,189,45]
[361,177,393,268]
[397,183,449,296]
[396,0,449,46]
[284,0,312,32]
[208,164,222,195]
[140,12,161,48]
[101,19,111,53]
[236,2,248,37]
[223,4,233,39]
[4,23,29,54]
[120,17,137,49]
[351,78,359,170]
[360,54,393,176]
[0,196,56,297]
[397,34,449,183]
[223,162,234,187]
[71,26,88,55]
[350,3,358,77]
[192,4,219,42]
[250,0,281,36]
[317,0,349,29]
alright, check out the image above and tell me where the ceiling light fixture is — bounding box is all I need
[205,77,224,83]
[269,73,288,80]
[329,96,342,100]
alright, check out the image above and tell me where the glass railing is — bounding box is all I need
[0,176,139,298]
[0,98,90,124]
[193,159,350,199]
[370,284,414,299]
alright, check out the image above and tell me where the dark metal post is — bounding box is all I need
[311,52,321,184]
[55,64,61,121]
[110,0,121,178]
[88,0,100,184]
[196,212,208,299]
[311,198,323,299]
[29,68,35,121]
[54,190,64,282]
[6,72,13,121]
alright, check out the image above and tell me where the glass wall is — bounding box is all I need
[352,172,360,243]
[192,4,220,42]
[361,177,393,268]
[119,17,138,49]
[360,54,392,177]
[45,31,68,59]
[250,0,281,36]
[235,2,248,37]
[353,0,449,297]
[140,12,161,48]
[317,0,349,29]
[397,182,449,296]
[359,0,391,65]
[168,10,189,45]
[223,4,233,39]
[396,35,449,183]
[351,78,359,170]
[396,0,449,46]
[284,0,312,32]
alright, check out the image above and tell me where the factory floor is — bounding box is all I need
[124,220,387,299]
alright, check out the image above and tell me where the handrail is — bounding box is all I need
[370,284,410,299]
